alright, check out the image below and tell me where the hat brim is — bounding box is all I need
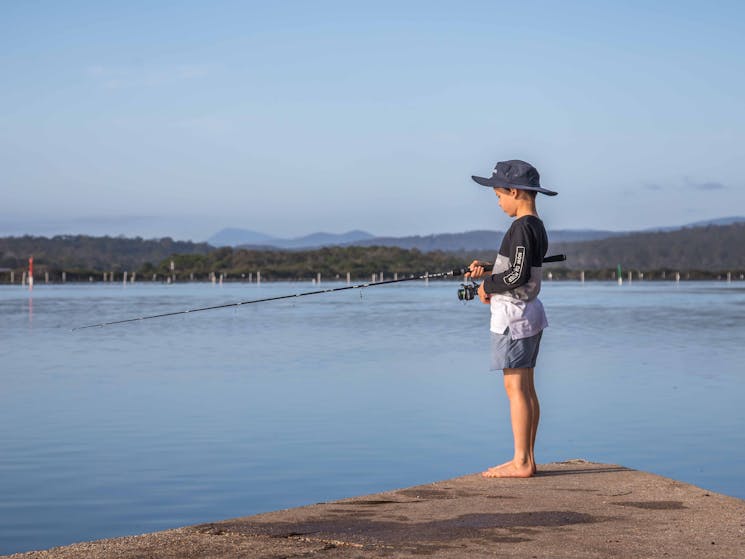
[471,175,558,196]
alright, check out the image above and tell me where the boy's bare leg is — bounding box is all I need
[483,367,536,478]
[484,370,540,475]
[527,369,540,474]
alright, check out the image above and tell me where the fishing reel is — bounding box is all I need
[457,263,489,302]
[457,281,480,302]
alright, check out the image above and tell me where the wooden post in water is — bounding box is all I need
[123,271,128,286]
[628,271,632,284]
[219,273,224,286]
[675,272,680,284]
[103,272,107,282]
[249,272,253,283]
[152,273,157,282]
[727,272,732,283]
[131,272,136,283]
[346,272,350,285]
[394,272,398,281]
[10,271,14,283]
[257,271,261,285]
[372,273,376,282]
[22,271,27,286]
[317,272,321,285]
[580,270,585,283]
[62,271,66,283]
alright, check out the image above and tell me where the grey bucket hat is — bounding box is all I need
[471,159,558,196]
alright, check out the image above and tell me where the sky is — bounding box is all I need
[2,0,744,241]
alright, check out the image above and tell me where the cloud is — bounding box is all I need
[683,177,727,191]
[86,64,209,89]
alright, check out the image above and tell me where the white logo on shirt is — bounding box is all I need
[504,246,525,285]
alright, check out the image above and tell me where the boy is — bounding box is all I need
[466,159,557,478]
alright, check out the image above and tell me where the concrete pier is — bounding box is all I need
[6,460,744,558]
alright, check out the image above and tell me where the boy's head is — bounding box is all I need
[492,187,536,217]
[471,159,558,196]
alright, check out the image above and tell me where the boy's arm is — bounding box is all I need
[482,222,535,294]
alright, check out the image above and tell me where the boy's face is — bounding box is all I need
[493,187,519,217]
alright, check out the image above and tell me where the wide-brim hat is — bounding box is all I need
[471,159,558,196]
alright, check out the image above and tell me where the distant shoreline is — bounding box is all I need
[2,272,743,286]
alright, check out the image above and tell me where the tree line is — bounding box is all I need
[0,235,212,276]
[1,223,743,283]
[0,236,464,282]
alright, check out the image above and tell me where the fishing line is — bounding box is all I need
[72,255,565,331]
[73,268,462,330]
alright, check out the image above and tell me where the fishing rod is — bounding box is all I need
[72,254,566,331]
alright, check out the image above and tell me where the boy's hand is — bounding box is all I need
[477,282,490,304]
[465,260,490,279]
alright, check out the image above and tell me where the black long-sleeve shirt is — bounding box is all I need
[483,215,548,295]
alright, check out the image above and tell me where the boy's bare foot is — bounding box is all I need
[483,460,512,474]
[481,460,534,478]
[482,460,537,476]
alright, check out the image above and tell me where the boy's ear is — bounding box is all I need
[512,188,533,200]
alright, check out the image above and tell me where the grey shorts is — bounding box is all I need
[490,329,543,370]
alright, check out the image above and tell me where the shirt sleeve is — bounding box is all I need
[482,221,534,294]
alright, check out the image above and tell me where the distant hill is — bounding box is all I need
[208,217,745,252]
[546,223,745,270]
[349,228,626,251]
[209,228,375,248]
[211,228,624,251]
[344,217,745,251]
[647,216,745,232]
[351,230,502,252]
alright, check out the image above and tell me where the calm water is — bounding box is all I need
[1,280,744,554]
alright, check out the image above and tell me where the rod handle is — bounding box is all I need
[458,254,566,275]
[543,253,567,263]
